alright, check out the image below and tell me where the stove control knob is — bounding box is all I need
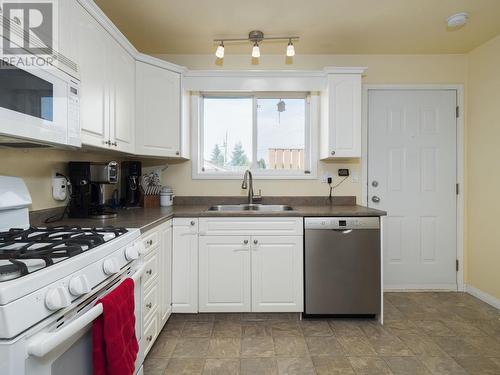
[45,286,71,311]
[124,246,139,261]
[102,258,119,275]
[135,242,146,256]
[69,275,91,296]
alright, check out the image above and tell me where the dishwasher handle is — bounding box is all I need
[331,229,353,234]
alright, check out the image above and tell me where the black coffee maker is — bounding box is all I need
[68,161,119,218]
[120,161,142,207]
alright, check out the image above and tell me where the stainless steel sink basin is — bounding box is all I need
[207,204,294,212]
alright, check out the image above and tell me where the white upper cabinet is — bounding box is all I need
[75,5,135,153]
[56,0,79,71]
[135,61,181,157]
[109,42,135,153]
[75,5,109,148]
[320,69,364,159]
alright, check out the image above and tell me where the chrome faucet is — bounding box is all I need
[241,170,254,204]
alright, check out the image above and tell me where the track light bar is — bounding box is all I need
[214,30,299,59]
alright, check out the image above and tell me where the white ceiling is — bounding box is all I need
[94,0,500,54]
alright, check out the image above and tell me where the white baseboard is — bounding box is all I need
[465,284,500,310]
[384,284,458,291]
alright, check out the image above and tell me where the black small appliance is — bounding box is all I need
[68,161,119,218]
[120,161,142,207]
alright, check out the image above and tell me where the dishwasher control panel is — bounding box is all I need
[304,217,380,230]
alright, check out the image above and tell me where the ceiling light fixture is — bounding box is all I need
[447,12,469,28]
[286,39,295,57]
[214,30,299,59]
[252,42,260,58]
[215,41,224,59]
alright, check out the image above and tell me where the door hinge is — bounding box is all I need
[456,106,460,118]
[456,259,459,272]
[456,183,459,195]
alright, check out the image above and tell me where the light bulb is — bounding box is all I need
[215,42,224,59]
[252,43,260,58]
[286,41,295,57]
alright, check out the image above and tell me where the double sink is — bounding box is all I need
[208,204,293,212]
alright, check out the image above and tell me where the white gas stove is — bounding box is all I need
[0,176,145,375]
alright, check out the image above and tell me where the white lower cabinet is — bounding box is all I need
[158,223,173,326]
[140,220,172,357]
[199,236,251,312]
[198,218,303,313]
[172,218,199,313]
[251,236,303,312]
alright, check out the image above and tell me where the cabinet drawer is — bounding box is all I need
[142,230,159,253]
[143,282,158,323]
[199,217,303,236]
[143,313,159,356]
[143,251,159,288]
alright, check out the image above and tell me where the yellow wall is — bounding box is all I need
[466,34,500,300]
[0,54,467,211]
[157,54,468,200]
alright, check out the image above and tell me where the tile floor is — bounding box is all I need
[144,292,500,374]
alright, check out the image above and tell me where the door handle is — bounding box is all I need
[371,196,380,203]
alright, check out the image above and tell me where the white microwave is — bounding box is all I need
[0,61,80,148]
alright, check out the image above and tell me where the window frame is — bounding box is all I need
[192,91,318,180]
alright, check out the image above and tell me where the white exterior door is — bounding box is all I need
[251,236,303,312]
[199,236,251,312]
[368,89,457,289]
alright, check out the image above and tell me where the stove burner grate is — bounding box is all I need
[0,225,128,281]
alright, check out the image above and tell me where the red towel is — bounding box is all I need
[92,278,139,375]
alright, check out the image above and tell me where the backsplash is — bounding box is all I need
[0,148,130,211]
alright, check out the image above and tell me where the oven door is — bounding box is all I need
[0,62,76,147]
[23,265,144,375]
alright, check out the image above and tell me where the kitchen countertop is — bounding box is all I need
[30,197,386,233]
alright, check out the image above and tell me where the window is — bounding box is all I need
[195,93,315,179]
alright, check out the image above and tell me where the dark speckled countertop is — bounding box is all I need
[30,196,386,233]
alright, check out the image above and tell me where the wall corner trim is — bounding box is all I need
[465,284,500,310]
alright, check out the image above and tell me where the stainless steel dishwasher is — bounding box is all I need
[304,217,381,316]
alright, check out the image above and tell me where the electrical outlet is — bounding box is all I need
[338,168,350,177]
[52,176,67,201]
[321,173,333,183]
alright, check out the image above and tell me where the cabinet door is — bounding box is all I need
[135,62,181,157]
[251,236,303,312]
[172,219,198,313]
[110,42,135,153]
[57,0,79,68]
[75,5,110,149]
[158,222,172,326]
[321,74,362,159]
[199,236,251,312]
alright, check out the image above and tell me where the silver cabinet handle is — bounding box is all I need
[253,239,258,245]
[330,151,335,156]
[243,240,248,244]
[146,335,153,342]
[190,220,196,226]
[372,196,380,203]
[146,269,152,275]
[146,302,152,309]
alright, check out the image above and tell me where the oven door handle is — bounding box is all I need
[27,264,146,358]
